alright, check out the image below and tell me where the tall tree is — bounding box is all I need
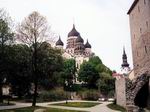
[5,44,31,98]
[36,42,63,89]
[96,72,115,97]
[63,59,76,88]
[16,11,54,106]
[0,9,14,102]
[78,61,99,88]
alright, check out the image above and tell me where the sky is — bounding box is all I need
[0,0,134,72]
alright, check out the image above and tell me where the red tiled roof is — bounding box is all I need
[127,0,139,14]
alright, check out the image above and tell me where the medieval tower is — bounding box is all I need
[128,0,150,76]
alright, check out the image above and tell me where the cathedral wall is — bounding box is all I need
[129,0,150,75]
[115,78,126,107]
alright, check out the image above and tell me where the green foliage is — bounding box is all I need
[6,44,31,98]
[78,62,99,88]
[38,87,66,102]
[0,9,14,102]
[97,72,115,97]
[88,56,112,74]
[78,56,114,97]
[62,59,76,91]
[63,59,76,80]
[0,42,64,98]
[0,16,14,46]
[78,89,100,101]
[35,42,64,89]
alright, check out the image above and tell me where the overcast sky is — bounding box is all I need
[0,0,134,72]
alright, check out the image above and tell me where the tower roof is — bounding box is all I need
[121,47,129,67]
[127,0,139,14]
[85,39,91,48]
[56,36,64,46]
[68,24,80,37]
[75,35,84,43]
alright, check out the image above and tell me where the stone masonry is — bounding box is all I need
[128,0,150,76]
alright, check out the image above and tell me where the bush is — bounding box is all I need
[71,84,82,92]
[78,89,100,100]
[38,87,67,102]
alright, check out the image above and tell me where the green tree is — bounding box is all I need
[16,11,54,106]
[89,56,112,74]
[36,42,63,89]
[5,44,31,98]
[0,9,14,102]
[78,61,99,88]
[96,72,115,97]
[63,59,76,90]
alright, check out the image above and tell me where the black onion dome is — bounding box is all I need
[56,37,64,46]
[76,35,84,43]
[68,24,80,37]
[85,40,91,48]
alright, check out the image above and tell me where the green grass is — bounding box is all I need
[51,102,100,108]
[107,103,126,112]
[0,107,86,112]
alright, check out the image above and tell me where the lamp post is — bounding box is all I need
[65,80,68,104]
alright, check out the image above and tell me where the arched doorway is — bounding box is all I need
[134,81,149,108]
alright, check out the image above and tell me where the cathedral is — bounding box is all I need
[55,24,93,70]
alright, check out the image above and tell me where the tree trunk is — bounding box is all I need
[32,77,38,106]
[0,39,4,103]
[0,84,3,103]
[32,39,38,107]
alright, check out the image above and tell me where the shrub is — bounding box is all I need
[38,87,66,102]
[78,89,99,100]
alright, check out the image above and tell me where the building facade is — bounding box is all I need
[128,0,150,76]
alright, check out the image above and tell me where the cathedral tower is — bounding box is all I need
[121,47,130,75]
[55,36,64,50]
[66,24,80,54]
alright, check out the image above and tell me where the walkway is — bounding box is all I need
[37,100,120,112]
[0,100,120,112]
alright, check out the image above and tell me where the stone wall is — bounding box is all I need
[148,78,150,108]
[115,78,126,107]
[129,0,150,76]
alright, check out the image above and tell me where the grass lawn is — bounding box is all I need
[51,102,100,108]
[107,103,126,112]
[0,107,87,112]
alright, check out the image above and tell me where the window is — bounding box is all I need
[140,28,142,33]
[138,6,140,12]
[137,51,139,57]
[145,46,147,54]
[144,0,146,4]
[146,21,148,28]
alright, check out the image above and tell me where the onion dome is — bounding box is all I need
[68,24,80,37]
[85,40,91,48]
[76,35,84,43]
[121,47,129,67]
[56,37,64,46]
